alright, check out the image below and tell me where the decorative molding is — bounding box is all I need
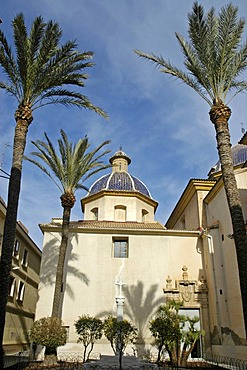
[163,265,208,307]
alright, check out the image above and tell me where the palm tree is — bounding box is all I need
[26,129,110,318]
[0,13,107,363]
[135,2,247,334]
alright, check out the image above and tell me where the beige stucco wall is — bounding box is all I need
[83,193,155,222]
[171,190,210,231]
[36,228,202,355]
[204,175,245,341]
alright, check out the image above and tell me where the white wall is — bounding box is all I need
[36,228,202,355]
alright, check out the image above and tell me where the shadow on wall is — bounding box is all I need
[97,281,164,357]
[123,281,164,342]
[39,235,89,301]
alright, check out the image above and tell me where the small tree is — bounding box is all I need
[150,301,203,366]
[29,317,67,362]
[74,315,103,362]
[180,316,203,366]
[103,316,138,355]
[150,302,181,364]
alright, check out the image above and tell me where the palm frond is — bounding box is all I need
[12,14,28,99]
[135,50,212,105]
[26,130,110,197]
[30,19,62,86]
[0,14,106,119]
[28,16,46,61]
[188,1,213,66]
[187,4,219,97]
[25,16,46,99]
[24,155,63,192]
[33,88,108,117]
[175,33,214,99]
[135,2,247,105]
[28,135,65,185]
[0,81,19,96]
[0,30,22,99]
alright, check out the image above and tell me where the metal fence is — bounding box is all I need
[3,354,30,369]
[3,352,247,370]
[203,352,247,370]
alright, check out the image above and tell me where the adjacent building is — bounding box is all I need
[0,196,41,354]
[35,145,247,360]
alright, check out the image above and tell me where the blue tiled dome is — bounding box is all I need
[89,172,151,198]
[88,148,152,198]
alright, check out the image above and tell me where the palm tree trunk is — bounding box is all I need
[180,341,195,367]
[210,101,247,336]
[51,204,71,318]
[0,119,29,367]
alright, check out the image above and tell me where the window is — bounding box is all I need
[13,239,20,258]
[17,281,25,301]
[142,209,148,222]
[179,308,201,358]
[91,207,98,220]
[8,276,15,297]
[113,237,128,258]
[114,205,126,221]
[22,249,28,267]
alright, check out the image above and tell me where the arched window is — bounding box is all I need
[114,205,126,221]
[91,207,98,220]
[142,209,148,222]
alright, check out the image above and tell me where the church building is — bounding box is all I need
[35,145,247,360]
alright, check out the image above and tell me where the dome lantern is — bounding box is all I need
[109,147,131,173]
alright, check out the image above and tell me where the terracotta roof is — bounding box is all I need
[60,220,165,230]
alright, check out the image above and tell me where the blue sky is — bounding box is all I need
[0,0,247,248]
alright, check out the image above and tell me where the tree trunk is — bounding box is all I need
[51,203,72,318]
[0,119,29,368]
[180,342,195,367]
[210,101,247,336]
[166,346,177,366]
[156,342,163,363]
[87,342,94,362]
[44,347,57,366]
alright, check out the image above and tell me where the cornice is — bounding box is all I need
[40,222,200,238]
[204,177,223,204]
[165,179,215,228]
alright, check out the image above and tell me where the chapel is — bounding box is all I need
[35,144,247,359]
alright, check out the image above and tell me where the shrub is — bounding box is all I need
[103,315,138,355]
[29,317,67,357]
[75,315,103,362]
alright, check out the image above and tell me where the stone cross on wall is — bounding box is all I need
[116,278,125,297]
[115,278,126,321]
